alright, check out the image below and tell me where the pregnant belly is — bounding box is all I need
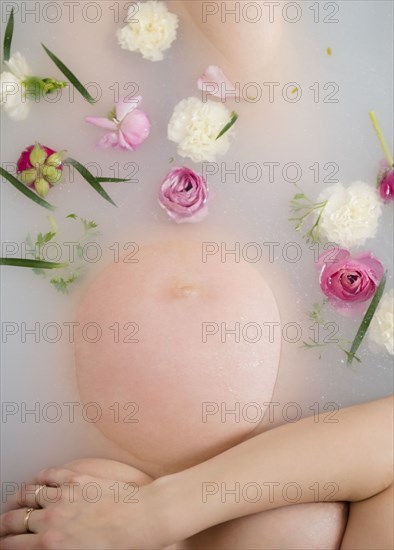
[74,238,281,476]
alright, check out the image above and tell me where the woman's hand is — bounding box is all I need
[0,468,170,549]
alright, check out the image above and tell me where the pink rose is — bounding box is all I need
[317,248,384,315]
[158,167,209,223]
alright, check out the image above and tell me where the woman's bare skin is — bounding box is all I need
[71,237,348,548]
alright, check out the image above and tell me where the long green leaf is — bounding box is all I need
[64,158,117,206]
[41,43,96,104]
[3,8,14,62]
[216,111,239,140]
[346,273,387,365]
[0,258,68,269]
[0,167,55,210]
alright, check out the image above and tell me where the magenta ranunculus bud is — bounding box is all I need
[378,166,394,202]
[158,166,209,223]
[317,248,384,316]
[16,143,64,197]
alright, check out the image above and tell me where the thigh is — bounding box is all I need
[185,502,348,550]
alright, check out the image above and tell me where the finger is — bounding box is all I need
[8,485,62,510]
[35,467,76,486]
[0,508,45,537]
[0,534,41,550]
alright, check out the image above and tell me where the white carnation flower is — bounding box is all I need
[369,289,394,355]
[0,52,31,120]
[168,96,234,163]
[117,1,178,62]
[317,181,382,248]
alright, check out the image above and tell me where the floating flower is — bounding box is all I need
[168,96,236,162]
[17,143,64,197]
[0,52,32,120]
[85,96,151,151]
[197,65,239,101]
[369,111,394,203]
[116,0,179,62]
[368,289,394,355]
[317,248,384,316]
[316,182,382,248]
[377,164,394,202]
[158,167,209,223]
[0,52,67,121]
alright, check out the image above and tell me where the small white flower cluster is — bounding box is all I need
[369,289,394,355]
[317,181,382,248]
[0,52,30,120]
[117,1,178,62]
[168,97,234,163]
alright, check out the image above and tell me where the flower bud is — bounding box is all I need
[378,167,394,202]
[29,143,48,167]
[46,150,65,168]
[35,178,50,197]
[42,165,63,185]
[19,169,37,185]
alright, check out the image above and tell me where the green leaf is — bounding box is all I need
[95,177,130,183]
[64,158,117,207]
[0,258,68,269]
[293,193,305,200]
[36,231,56,246]
[80,218,98,231]
[41,43,97,104]
[66,213,77,219]
[0,166,55,210]
[216,111,238,140]
[346,273,387,365]
[50,273,79,293]
[3,8,14,62]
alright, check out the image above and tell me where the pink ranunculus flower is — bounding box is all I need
[197,65,239,101]
[85,96,151,151]
[377,164,394,202]
[158,167,209,223]
[317,248,384,316]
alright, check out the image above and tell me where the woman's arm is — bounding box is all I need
[156,396,393,546]
[2,397,391,549]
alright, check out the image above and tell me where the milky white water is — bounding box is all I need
[0,0,393,503]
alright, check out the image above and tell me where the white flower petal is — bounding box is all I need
[168,97,234,163]
[368,289,394,355]
[317,181,383,248]
[0,70,29,120]
[4,52,31,80]
[117,0,178,62]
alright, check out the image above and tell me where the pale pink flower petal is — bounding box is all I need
[121,109,151,148]
[317,248,384,316]
[85,116,117,131]
[197,65,239,100]
[115,95,142,121]
[97,132,120,149]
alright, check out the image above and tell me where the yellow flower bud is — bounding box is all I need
[29,143,48,167]
[46,150,65,168]
[35,178,50,197]
[19,169,37,185]
[42,165,63,184]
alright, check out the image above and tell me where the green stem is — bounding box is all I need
[369,111,394,167]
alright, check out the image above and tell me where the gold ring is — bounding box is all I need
[34,485,45,507]
[24,507,34,533]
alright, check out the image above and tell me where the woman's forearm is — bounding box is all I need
[154,396,393,544]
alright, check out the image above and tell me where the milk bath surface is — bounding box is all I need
[0,0,393,498]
